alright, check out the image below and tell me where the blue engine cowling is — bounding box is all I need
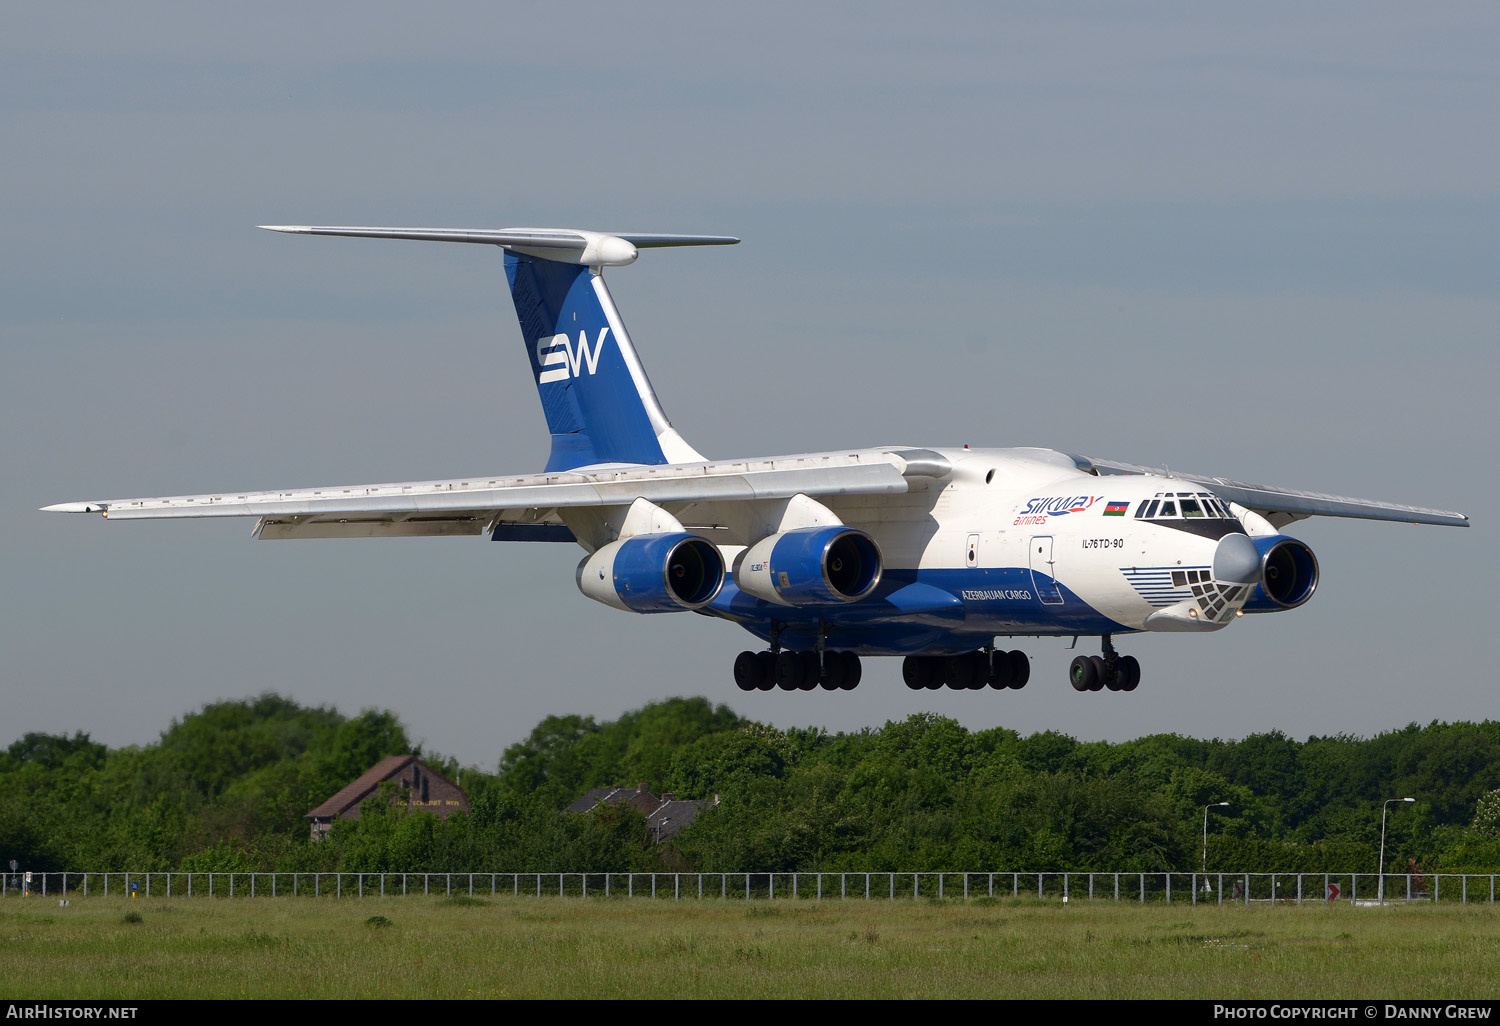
[576,532,725,613]
[1240,535,1319,612]
[734,526,882,606]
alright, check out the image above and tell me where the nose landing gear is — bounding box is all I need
[1069,635,1140,692]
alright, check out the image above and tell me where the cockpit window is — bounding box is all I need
[1139,492,1235,522]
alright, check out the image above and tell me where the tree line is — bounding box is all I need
[4,693,1499,875]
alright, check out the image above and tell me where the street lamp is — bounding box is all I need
[1379,798,1416,903]
[1203,802,1230,875]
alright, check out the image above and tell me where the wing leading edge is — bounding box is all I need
[1077,455,1468,528]
[41,450,942,539]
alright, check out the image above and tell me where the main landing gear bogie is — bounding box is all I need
[901,649,1031,691]
[1069,635,1141,693]
[734,649,863,692]
[733,636,1141,694]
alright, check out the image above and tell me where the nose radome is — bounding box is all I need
[1213,534,1261,584]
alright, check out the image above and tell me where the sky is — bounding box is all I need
[2,3,1496,770]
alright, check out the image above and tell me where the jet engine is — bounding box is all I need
[576,533,725,613]
[734,526,882,606]
[1240,535,1319,612]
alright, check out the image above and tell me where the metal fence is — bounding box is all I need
[2,871,1495,905]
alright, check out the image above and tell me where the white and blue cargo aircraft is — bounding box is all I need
[45,226,1469,694]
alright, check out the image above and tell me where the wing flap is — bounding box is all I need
[253,517,489,540]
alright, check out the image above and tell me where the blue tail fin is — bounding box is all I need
[257,224,733,472]
[506,253,704,471]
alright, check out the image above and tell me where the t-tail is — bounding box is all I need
[259,225,737,471]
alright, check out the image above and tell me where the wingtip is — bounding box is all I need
[258,225,308,233]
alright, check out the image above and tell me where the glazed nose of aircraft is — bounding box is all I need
[1213,533,1262,584]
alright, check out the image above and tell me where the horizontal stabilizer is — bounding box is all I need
[258,225,738,266]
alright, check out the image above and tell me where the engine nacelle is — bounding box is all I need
[1241,535,1319,612]
[734,526,882,606]
[576,532,725,613]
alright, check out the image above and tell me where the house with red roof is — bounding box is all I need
[306,754,468,841]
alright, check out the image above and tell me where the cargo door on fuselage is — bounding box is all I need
[1029,535,1063,604]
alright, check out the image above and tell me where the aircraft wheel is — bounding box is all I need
[820,652,846,691]
[988,650,1014,690]
[926,663,945,691]
[903,655,934,690]
[1118,655,1141,692]
[1069,655,1097,692]
[734,651,764,691]
[839,653,862,690]
[1008,650,1030,689]
[797,652,820,690]
[966,651,989,689]
[776,651,805,691]
[1088,655,1108,692]
[945,653,978,690]
[754,652,776,690]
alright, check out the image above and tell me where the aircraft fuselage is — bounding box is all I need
[705,445,1281,656]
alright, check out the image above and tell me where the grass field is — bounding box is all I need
[4,894,1499,1000]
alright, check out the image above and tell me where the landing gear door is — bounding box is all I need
[1029,535,1063,605]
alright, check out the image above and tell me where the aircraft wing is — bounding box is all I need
[42,449,943,541]
[1078,456,1469,528]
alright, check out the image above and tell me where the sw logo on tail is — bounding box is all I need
[43,223,1469,696]
[537,328,609,384]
